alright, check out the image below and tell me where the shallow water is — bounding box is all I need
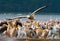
[0,13,60,21]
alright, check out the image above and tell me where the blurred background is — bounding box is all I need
[0,0,60,14]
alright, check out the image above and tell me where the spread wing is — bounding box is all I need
[31,5,48,15]
[8,5,48,19]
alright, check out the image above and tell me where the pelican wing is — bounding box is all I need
[31,5,48,15]
[13,16,27,19]
[6,16,27,20]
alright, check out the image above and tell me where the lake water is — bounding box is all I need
[0,13,60,21]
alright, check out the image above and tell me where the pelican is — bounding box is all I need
[12,5,48,20]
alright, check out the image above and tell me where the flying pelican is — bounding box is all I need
[12,5,48,20]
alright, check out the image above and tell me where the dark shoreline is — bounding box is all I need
[0,38,60,41]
